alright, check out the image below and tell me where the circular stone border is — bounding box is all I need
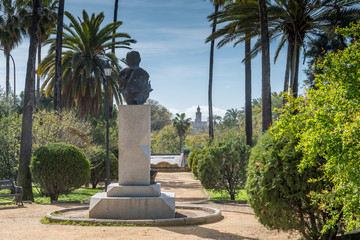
[44,205,222,226]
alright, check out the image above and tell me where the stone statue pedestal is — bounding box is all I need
[89,105,175,219]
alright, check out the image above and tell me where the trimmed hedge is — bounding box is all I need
[30,143,90,202]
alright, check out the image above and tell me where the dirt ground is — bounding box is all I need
[0,172,300,240]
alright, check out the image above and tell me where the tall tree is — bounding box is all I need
[271,0,360,98]
[303,4,360,88]
[109,0,119,118]
[39,10,136,118]
[146,99,172,131]
[0,0,26,98]
[17,0,41,201]
[258,0,271,132]
[206,0,226,140]
[112,0,119,55]
[18,0,58,106]
[172,113,191,153]
[206,0,258,145]
[53,0,64,112]
[221,108,241,128]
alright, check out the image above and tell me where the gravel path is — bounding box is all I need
[0,172,300,240]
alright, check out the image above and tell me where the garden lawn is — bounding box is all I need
[207,189,248,201]
[0,187,102,204]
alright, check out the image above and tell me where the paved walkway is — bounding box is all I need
[157,172,209,202]
[0,172,299,240]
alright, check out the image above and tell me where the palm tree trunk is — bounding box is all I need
[179,135,183,153]
[290,42,300,98]
[17,0,41,202]
[208,4,219,140]
[245,37,252,146]
[54,0,65,112]
[6,53,10,98]
[109,0,119,119]
[36,41,41,106]
[283,42,292,105]
[112,0,119,54]
[258,0,272,132]
[11,55,16,103]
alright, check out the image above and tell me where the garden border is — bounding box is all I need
[44,205,222,226]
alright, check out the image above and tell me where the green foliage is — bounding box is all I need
[151,125,179,154]
[220,108,241,129]
[88,115,118,155]
[30,143,90,202]
[0,108,93,181]
[197,137,250,200]
[33,110,91,151]
[87,148,118,188]
[0,186,102,204]
[39,10,136,117]
[296,21,360,233]
[207,189,248,201]
[0,110,21,180]
[187,149,204,178]
[172,113,191,153]
[246,110,335,239]
[147,99,172,131]
[184,133,208,152]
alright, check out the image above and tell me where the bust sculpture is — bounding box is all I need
[118,51,153,105]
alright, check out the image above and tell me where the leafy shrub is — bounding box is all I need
[246,100,337,240]
[151,125,178,154]
[187,149,203,178]
[88,115,119,153]
[30,143,90,202]
[296,22,360,232]
[87,148,118,188]
[197,137,250,200]
[184,133,208,152]
[32,110,91,151]
[0,113,21,180]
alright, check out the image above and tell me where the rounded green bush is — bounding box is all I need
[246,129,333,239]
[197,138,250,200]
[30,143,90,202]
[87,148,118,188]
[188,149,203,178]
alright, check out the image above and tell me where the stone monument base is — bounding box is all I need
[107,183,161,197]
[88,104,176,220]
[89,191,175,219]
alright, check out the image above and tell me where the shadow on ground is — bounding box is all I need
[161,225,258,240]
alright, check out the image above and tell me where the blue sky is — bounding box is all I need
[0,0,307,120]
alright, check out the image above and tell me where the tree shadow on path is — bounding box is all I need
[160,225,258,240]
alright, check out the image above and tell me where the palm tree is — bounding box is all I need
[271,0,360,99]
[0,0,26,97]
[206,0,227,140]
[112,0,119,55]
[258,0,271,132]
[213,114,222,129]
[304,3,360,88]
[17,0,41,201]
[172,113,191,153]
[207,0,258,146]
[109,0,119,118]
[221,108,241,128]
[39,10,136,118]
[17,0,58,106]
[54,0,64,112]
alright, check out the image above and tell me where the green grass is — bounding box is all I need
[206,189,248,201]
[0,187,103,204]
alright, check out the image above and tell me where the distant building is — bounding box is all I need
[190,106,207,133]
